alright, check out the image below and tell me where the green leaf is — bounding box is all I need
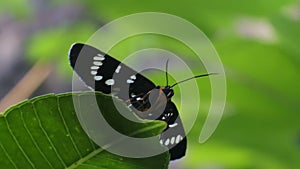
[82,0,294,34]
[0,92,169,169]
[185,37,300,169]
[271,13,300,65]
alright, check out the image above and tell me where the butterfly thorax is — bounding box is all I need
[155,86,174,100]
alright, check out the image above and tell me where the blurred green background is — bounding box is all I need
[0,0,299,169]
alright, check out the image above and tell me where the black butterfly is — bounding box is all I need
[69,43,213,160]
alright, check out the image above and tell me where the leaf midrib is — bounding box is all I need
[66,148,103,169]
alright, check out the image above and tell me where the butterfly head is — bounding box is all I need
[155,86,174,99]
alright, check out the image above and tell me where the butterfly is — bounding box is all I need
[69,43,213,160]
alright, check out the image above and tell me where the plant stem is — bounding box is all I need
[0,61,53,113]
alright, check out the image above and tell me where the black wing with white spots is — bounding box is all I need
[158,102,187,160]
[69,43,155,103]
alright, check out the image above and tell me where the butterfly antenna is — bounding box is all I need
[165,59,169,86]
[170,73,218,87]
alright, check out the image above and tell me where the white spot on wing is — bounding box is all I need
[91,66,99,70]
[95,54,105,60]
[164,138,170,146]
[160,139,163,145]
[105,79,115,86]
[127,79,134,84]
[91,71,97,75]
[94,76,103,81]
[168,123,178,128]
[170,137,175,144]
[115,65,121,73]
[126,74,136,84]
[93,61,103,66]
[130,75,136,80]
[136,97,142,101]
[175,135,182,144]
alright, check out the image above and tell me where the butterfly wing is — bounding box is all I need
[69,43,186,160]
[159,101,187,160]
[69,43,156,107]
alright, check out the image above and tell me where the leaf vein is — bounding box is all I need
[76,94,97,150]
[66,148,103,169]
[4,117,36,169]
[20,107,54,169]
[0,141,18,169]
[57,97,82,158]
[32,102,67,167]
